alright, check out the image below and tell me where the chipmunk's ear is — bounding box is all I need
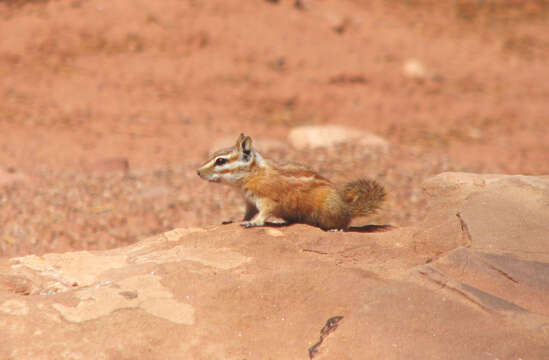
[236,133,252,155]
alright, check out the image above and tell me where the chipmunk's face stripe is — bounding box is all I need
[199,148,235,167]
[200,153,235,168]
[217,163,251,174]
[197,143,258,185]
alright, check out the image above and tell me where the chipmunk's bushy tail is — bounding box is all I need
[341,179,386,218]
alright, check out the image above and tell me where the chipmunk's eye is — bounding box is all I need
[215,158,227,166]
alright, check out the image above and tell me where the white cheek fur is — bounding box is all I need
[219,171,245,184]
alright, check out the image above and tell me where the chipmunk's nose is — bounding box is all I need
[196,169,201,176]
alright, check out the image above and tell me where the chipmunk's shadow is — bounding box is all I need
[223,220,291,227]
[345,224,394,233]
[223,220,394,232]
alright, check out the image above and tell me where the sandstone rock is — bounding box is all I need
[1,173,548,359]
[288,125,389,152]
[422,172,549,261]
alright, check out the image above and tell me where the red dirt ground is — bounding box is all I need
[1,0,548,257]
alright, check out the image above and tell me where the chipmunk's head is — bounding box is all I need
[197,133,261,185]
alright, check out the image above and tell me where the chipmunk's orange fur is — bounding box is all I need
[197,133,386,230]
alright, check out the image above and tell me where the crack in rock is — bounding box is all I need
[456,212,473,247]
[308,315,344,359]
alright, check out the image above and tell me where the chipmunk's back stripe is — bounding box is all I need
[276,175,330,185]
[277,167,330,183]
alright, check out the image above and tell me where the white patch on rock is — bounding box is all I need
[52,274,195,325]
[265,229,284,237]
[134,245,250,270]
[0,299,29,316]
[11,252,128,291]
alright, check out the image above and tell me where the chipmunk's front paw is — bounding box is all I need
[240,221,262,228]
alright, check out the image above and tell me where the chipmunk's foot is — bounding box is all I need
[240,221,263,228]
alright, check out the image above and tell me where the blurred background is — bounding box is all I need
[0,0,548,256]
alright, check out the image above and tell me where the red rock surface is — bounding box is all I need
[1,173,548,359]
[0,0,548,257]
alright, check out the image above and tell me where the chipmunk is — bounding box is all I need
[197,133,386,230]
